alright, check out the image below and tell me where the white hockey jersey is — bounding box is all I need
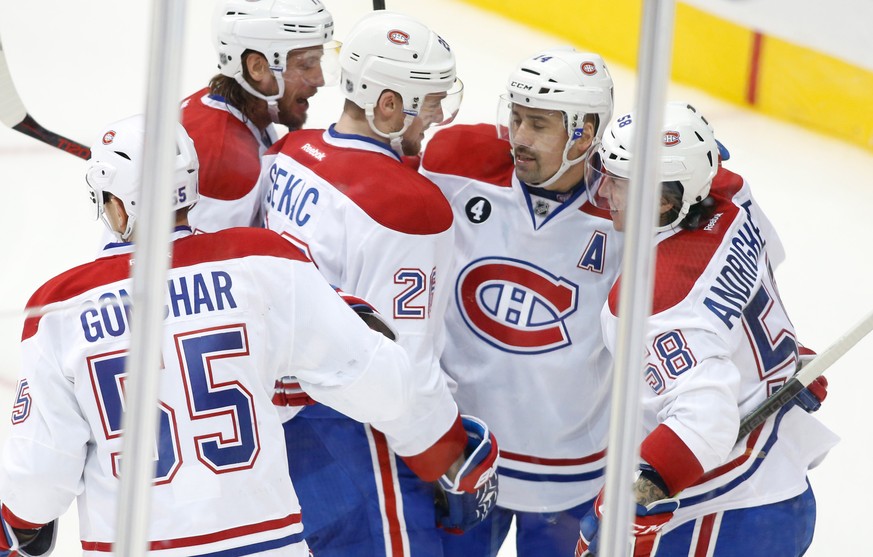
[181,88,278,233]
[603,168,839,529]
[0,226,463,556]
[259,125,462,459]
[420,123,625,512]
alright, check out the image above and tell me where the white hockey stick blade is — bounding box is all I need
[0,36,27,128]
[737,308,873,440]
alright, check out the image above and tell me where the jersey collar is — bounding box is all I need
[202,92,277,149]
[517,176,589,229]
[323,124,402,161]
[99,226,194,258]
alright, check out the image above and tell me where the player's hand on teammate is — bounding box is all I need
[0,509,56,557]
[336,287,398,341]
[272,289,397,411]
[575,488,679,557]
[435,415,499,534]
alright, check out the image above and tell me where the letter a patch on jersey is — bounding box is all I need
[577,231,607,273]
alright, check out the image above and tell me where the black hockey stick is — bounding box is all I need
[736,308,873,441]
[373,0,386,9]
[0,35,90,160]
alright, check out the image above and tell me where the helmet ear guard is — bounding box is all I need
[86,114,200,241]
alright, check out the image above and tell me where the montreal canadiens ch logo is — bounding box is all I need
[663,131,681,146]
[581,61,598,75]
[456,257,578,354]
[102,130,116,145]
[387,29,410,45]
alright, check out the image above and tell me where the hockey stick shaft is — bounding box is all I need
[736,308,873,440]
[10,113,91,159]
[373,0,386,9]
[0,35,90,159]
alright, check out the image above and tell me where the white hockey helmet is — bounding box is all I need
[214,0,339,106]
[86,114,199,241]
[586,101,720,230]
[338,11,463,144]
[499,47,614,188]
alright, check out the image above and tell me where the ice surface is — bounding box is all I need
[0,0,870,554]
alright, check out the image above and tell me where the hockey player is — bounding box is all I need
[418,47,622,557]
[181,0,340,233]
[258,11,482,557]
[575,102,837,557]
[0,114,495,556]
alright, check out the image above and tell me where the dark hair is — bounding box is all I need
[207,50,262,122]
[661,180,716,230]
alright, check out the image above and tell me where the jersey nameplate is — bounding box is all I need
[79,271,238,342]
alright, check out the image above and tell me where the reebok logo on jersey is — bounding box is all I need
[703,212,723,231]
[456,257,578,354]
[302,143,326,161]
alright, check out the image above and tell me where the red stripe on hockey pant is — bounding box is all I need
[370,427,407,557]
[693,514,717,557]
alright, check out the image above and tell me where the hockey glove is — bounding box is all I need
[0,505,56,557]
[435,415,499,534]
[273,376,316,408]
[575,489,679,557]
[335,288,397,341]
[792,348,828,413]
[575,490,603,557]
